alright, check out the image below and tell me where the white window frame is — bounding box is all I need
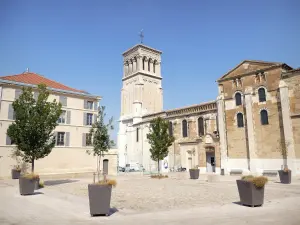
[58,110,66,124]
[57,132,65,146]
[87,113,93,125]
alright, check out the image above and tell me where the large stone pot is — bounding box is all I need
[19,177,35,195]
[88,184,112,216]
[34,177,40,190]
[189,169,200,179]
[11,169,21,179]
[278,170,291,184]
[236,179,265,207]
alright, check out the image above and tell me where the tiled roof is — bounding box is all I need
[0,72,87,94]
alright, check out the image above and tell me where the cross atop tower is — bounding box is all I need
[139,29,144,43]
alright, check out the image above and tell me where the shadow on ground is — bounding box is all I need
[232,201,262,207]
[44,179,78,186]
[91,207,119,217]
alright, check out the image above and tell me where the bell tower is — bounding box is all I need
[118,43,163,167]
[120,44,163,118]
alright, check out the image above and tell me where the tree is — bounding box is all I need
[147,117,175,173]
[7,84,62,173]
[87,106,114,181]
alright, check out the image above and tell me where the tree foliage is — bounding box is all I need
[7,84,62,173]
[88,106,114,177]
[147,117,175,172]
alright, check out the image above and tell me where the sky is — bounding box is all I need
[1,0,300,142]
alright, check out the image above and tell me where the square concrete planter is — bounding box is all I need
[88,184,112,216]
[11,169,21,179]
[34,177,40,190]
[278,170,291,184]
[189,169,200,179]
[236,180,265,207]
[19,177,35,195]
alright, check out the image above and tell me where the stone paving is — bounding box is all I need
[1,173,300,224]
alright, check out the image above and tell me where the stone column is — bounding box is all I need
[217,94,228,174]
[129,61,132,74]
[157,62,161,76]
[279,80,296,171]
[124,62,128,77]
[244,87,257,173]
[144,58,148,72]
[136,56,142,71]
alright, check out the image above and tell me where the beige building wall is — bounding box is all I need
[0,84,118,178]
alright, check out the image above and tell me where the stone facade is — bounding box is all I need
[0,74,118,178]
[118,44,300,175]
[217,61,300,175]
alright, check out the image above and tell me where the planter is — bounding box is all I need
[278,170,291,184]
[34,177,40,190]
[236,179,265,207]
[11,169,21,179]
[88,184,112,216]
[189,169,200,179]
[19,177,35,195]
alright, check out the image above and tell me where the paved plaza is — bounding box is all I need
[1,173,300,224]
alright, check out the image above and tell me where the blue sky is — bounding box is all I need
[1,0,299,142]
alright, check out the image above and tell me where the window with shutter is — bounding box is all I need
[58,110,66,124]
[86,133,92,146]
[57,132,65,146]
[87,113,93,125]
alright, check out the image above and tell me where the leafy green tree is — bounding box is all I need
[87,106,114,181]
[7,84,62,173]
[147,117,175,173]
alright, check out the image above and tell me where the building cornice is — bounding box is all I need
[122,72,162,81]
[0,79,101,99]
[122,44,162,57]
[217,64,292,83]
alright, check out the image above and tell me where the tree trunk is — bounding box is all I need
[98,155,101,182]
[31,157,34,173]
[157,160,160,174]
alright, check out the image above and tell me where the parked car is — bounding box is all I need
[118,167,125,172]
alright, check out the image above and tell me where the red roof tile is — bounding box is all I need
[0,72,87,94]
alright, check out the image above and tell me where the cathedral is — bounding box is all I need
[117,43,300,175]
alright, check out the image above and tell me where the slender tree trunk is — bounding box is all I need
[157,160,160,174]
[98,155,101,182]
[31,157,34,173]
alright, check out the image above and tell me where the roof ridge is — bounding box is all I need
[0,72,87,94]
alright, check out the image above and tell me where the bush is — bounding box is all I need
[151,174,168,179]
[241,175,268,188]
[22,173,39,180]
[97,179,117,187]
[39,181,44,188]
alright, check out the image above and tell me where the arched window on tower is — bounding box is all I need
[258,88,266,102]
[148,59,151,72]
[182,119,188,137]
[198,117,204,136]
[153,60,157,73]
[237,113,244,128]
[169,122,173,137]
[260,110,269,125]
[235,92,242,106]
[142,57,146,70]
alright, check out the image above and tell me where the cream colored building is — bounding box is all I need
[118,43,300,176]
[0,72,117,178]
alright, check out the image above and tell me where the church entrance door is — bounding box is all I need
[206,152,216,173]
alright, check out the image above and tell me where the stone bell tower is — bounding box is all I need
[120,44,163,118]
[118,43,163,167]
